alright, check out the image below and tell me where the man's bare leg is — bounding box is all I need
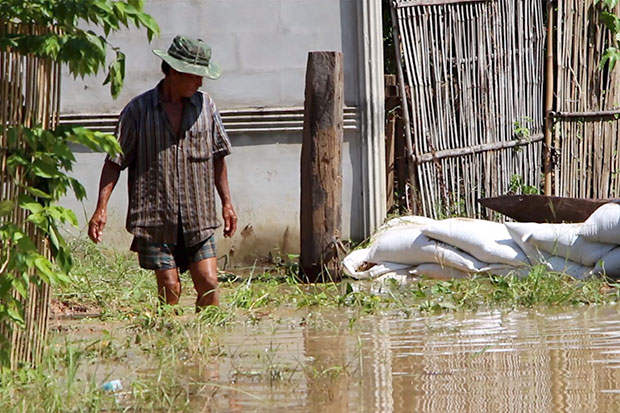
[189,257,219,309]
[155,268,182,305]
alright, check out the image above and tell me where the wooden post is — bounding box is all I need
[300,51,344,283]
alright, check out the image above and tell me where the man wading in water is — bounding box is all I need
[88,35,237,310]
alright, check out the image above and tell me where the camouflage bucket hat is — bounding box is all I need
[153,35,221,79]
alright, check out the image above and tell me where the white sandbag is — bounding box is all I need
[342,248,371,278]
[505,222,545,265]
[505,222,614,267]
[592,247,620,278]
[382,215,436,228]
[479,264,531,278]
[578,202,620,244]
[410,263,530,279]
[342,248,412,280]
[541,254,593,280]
[367,226,488,272]
[502,232,593,279]
[409,263,472,279]
[421,218,529,266]
[372,216,435,241]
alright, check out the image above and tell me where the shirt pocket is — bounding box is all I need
[186,129,213,162]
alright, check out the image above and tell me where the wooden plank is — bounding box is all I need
[300,52,343,283]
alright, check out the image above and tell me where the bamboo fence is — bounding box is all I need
[392,0,546,218]
[553,0,620,199]
[0,21,61,368]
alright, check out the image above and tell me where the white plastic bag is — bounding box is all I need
[421,218,529,266]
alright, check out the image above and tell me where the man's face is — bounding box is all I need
[171,70,203,97]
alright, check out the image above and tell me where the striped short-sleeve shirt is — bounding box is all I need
[107,82,232,246]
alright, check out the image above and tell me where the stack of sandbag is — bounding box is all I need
[343,216,530,280]
[343,202,620,280]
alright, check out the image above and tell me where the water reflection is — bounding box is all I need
[207,306,620,412]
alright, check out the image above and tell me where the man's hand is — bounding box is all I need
[222,203,237,238]
[89,160,121,244]
[88,209,107,243]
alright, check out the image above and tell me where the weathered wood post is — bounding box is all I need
[300,51,344,283]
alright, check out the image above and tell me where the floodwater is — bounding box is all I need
[195,306,620,412]
[54,305,620,412]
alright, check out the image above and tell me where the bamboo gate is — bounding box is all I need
[390,0,620,215]
[0,21,60,368]
[391,0,546,218]
[552,0,620,199]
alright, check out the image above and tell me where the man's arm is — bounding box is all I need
[214,157,237,238]
[88,160,122,243]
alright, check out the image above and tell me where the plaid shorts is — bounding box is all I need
[130,231,217,273]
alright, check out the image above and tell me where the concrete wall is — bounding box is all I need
[60,0,373,263]
[61,0,360,112]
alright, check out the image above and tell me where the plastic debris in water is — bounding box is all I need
[101,379,123,392]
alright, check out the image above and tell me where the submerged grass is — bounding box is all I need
[57,238,620,318]
[2,239,620,411]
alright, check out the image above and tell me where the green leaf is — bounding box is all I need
[47,224,60,250]
[600,12,620,33]
[19,197,44,214]
[33,256,53,284]
[0,200,14,217]
[7,305,24,326]
[103,51,126,99]
[55,247,73,273]
[16,236,36,253]
[70,178,87,201]
[128,0,145,10]
[135,13,160,41]
[12,277,28,299]
[600,47,620,71]
[26,186,52,199]
[32,158,61,179]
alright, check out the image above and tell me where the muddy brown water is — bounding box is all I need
[53,305,620,412]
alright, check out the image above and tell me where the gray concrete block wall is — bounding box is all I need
[61,0,360,113]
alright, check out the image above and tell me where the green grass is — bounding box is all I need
[2,239,620,411]
[57,239,620,317]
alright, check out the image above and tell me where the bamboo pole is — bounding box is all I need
[543,0,554,195]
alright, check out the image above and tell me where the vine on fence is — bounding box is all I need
[0,0,159,367]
